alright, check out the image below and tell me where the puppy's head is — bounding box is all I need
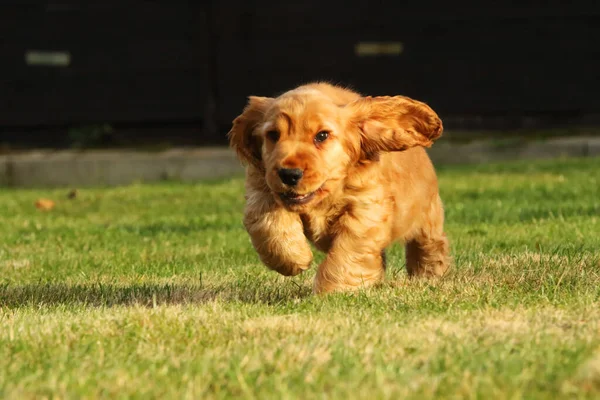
[228,84,443,211]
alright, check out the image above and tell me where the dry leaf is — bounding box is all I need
[35,199,55,211]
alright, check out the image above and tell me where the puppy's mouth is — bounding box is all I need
[278,183,326,206]
[279,191,316,205]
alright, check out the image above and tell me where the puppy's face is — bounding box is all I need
[258,90,355,210]
[228,84,443,211]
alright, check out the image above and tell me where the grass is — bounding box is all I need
[1,156,599,399]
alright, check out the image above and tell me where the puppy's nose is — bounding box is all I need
[278,168,303,186]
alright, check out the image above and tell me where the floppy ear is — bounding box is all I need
[227,96,274,168]
[347,96,443,158]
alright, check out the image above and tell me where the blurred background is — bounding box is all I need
[1,0,599,151]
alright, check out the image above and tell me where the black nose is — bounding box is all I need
[278,168,303,186]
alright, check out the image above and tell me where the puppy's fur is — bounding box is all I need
[228,83,450,294]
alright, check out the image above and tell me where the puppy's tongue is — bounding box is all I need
[288,192,309,200]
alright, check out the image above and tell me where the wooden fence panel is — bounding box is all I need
[0,2,210,126]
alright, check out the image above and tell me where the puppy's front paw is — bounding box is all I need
[263,258,312,276]
[269,262,310,276]
[259,243,313,276]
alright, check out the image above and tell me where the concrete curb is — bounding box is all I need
[1,137,599,188]
[0,148,242,188]
[428,136,600,164]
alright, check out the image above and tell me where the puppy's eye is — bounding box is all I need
[314,131,329,143]
[266,130,280,142]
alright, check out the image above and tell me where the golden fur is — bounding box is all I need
[228,82,450,294]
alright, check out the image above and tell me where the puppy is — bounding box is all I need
[228,82,449,294]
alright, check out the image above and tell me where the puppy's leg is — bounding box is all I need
[314,245,386,294]
[244,195,313,276]
[313,205,388,294]
[405,235,449,277]
[405,194,450,277]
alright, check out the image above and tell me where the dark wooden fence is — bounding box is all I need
[1,0,600,147]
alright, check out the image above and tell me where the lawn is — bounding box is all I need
[1,157,599,399]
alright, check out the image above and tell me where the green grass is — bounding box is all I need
[1,157,600,399]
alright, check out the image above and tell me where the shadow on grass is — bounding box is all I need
[0,281,312,309]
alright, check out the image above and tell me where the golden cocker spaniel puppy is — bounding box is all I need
[228,82,450,294]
